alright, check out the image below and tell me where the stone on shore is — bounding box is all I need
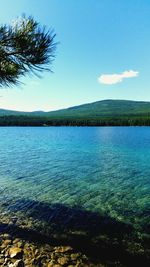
[9,247,23,259]
[8,260,24,267]
[57,256,69,265]
[54,246,73,253]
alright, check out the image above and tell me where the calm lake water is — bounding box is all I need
[0,126,149,241]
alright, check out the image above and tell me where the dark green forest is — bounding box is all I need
[0,114,150,126]
[1,100,150,126]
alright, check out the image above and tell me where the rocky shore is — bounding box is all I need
[0,207,149,267]
[0,213,104,267]
[0,232,97,266]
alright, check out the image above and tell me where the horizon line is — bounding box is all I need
[0,98,150,113]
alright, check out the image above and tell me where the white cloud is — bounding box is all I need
[98,70,139,85]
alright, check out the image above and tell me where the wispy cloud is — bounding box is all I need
[98,70,139,85]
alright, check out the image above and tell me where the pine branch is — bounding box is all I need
[0,15,57,87]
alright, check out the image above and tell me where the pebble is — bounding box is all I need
[13,238,21,244]
[54,246,73,253]
[3,239,12,246]
[0,222,92,267]
[9,247,23,259]
[8,259,24,267]
[50,265,61,267]
[0,258,4,264]
[3,233,11,239]
[57,256,69,265]
[70,253,79,261]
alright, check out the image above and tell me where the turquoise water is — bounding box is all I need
[0,127,150,252]
[0,127,150,227]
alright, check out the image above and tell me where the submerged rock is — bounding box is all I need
[57,256,69,265]
[3,233,11,239]
[48,264,61,267]
[9,247,23,259]
[8,260,24,267]
[54,246,73,253]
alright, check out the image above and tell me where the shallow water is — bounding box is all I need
[0,126,149,236]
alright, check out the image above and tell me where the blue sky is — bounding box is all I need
[1,0,150,111]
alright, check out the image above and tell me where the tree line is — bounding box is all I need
[0,115,150,126]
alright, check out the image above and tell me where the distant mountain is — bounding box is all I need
[1,99,150,117]
[1,100,150,126]
[46,99,150,117]
[0,109,46,116]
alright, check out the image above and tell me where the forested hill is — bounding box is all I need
[1,99,150,126]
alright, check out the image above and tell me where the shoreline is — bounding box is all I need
[0,209,149,267]
[0,213,94,267]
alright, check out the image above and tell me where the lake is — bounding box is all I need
[0,126,149,264]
